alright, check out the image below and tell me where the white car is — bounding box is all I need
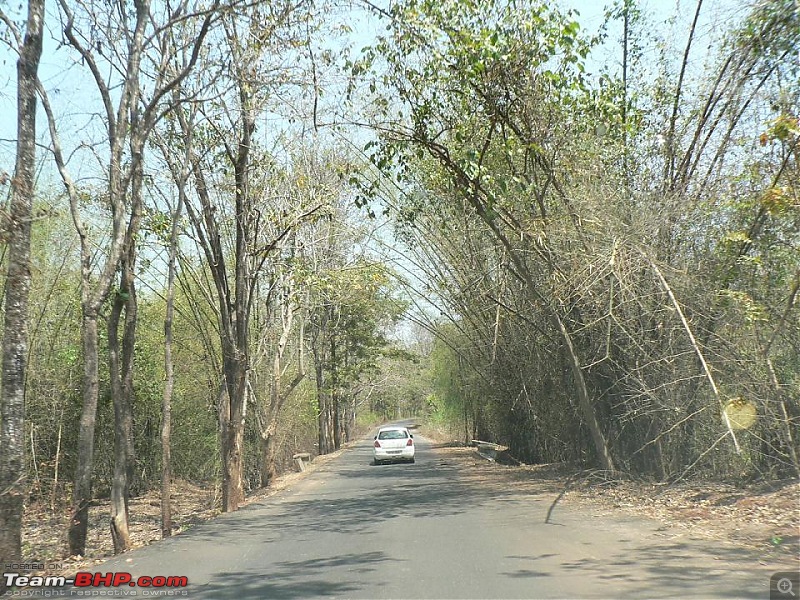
[373,426,415,465]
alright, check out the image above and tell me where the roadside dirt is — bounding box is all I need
[431,442,800,565]
[20,448,350,579]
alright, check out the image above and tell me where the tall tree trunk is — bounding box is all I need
[314,351,334,455]
[260,304,305,486]
[108,288,130,554]
[220,358,247,512]
[108,224,139,554]
[312,308,333,455]
[69,310,100,556]
[332,393,341,450]
[182,123,250,513]
[160,191,184,539]
[220,61,255,512]
[344,397,355,443]
[0,0,44,586]
[330,328,342,450]
[315,359,327,453]
[161,352,173,539]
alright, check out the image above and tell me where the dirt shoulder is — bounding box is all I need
[422,433,799,565]
[20,446,351,579]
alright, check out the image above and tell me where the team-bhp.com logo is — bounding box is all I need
[3,572,188,596]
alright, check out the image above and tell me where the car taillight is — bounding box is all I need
[374,440,381,448]
[407,438,413,446]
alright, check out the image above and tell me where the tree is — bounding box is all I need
[254,238,306,486]
[35,0,220,555]
[163,2,331,508]
[0,0,44,584]
[307,214,406,454]
[155,108,190,538]
[358,0,617,469]
[356,0,798,478]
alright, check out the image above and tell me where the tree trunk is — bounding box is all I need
[220,360,246,512]
[315,360,327,454]
[160,191,183,539]
[332,390,342,450]
[69,310,100,556]
[161,354,173,539]
[108,231,138,554]
[260,420,279,487]
[330,329,342,450]
[344,397,355,443]
[0,0,44,586]
[108,290,131,554]
[260,303,304,487]
[221,417,245,511]
[463,401,470,446]
[315,359,335,455]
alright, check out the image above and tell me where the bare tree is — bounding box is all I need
[0,0,44,584]
[160,165,186,538]
[253,237,306,486]
[164,1,332,510]
[151,82,200,537]
[34,0,221,555]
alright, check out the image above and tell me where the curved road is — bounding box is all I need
[34,422,797,599]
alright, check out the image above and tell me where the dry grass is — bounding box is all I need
[567,475,800,559]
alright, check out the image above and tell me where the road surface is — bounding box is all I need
[26,422,799,599]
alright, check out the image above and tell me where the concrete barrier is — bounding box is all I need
[471,440,504,461]
[293,452,312,471]
[471,440,519,465]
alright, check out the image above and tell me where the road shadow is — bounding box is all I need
[179,444,520,544]
[500,530,774,598]
[192,551,401,599]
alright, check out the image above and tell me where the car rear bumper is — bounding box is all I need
[373,448,415,462]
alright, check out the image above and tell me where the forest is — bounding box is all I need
[0,0,797,580]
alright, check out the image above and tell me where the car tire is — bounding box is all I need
[373,458,380,466]
[409,457,415,464]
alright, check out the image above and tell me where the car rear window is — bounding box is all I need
[378,430,408,440]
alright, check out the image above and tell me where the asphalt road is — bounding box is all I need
[27,422,798,599]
